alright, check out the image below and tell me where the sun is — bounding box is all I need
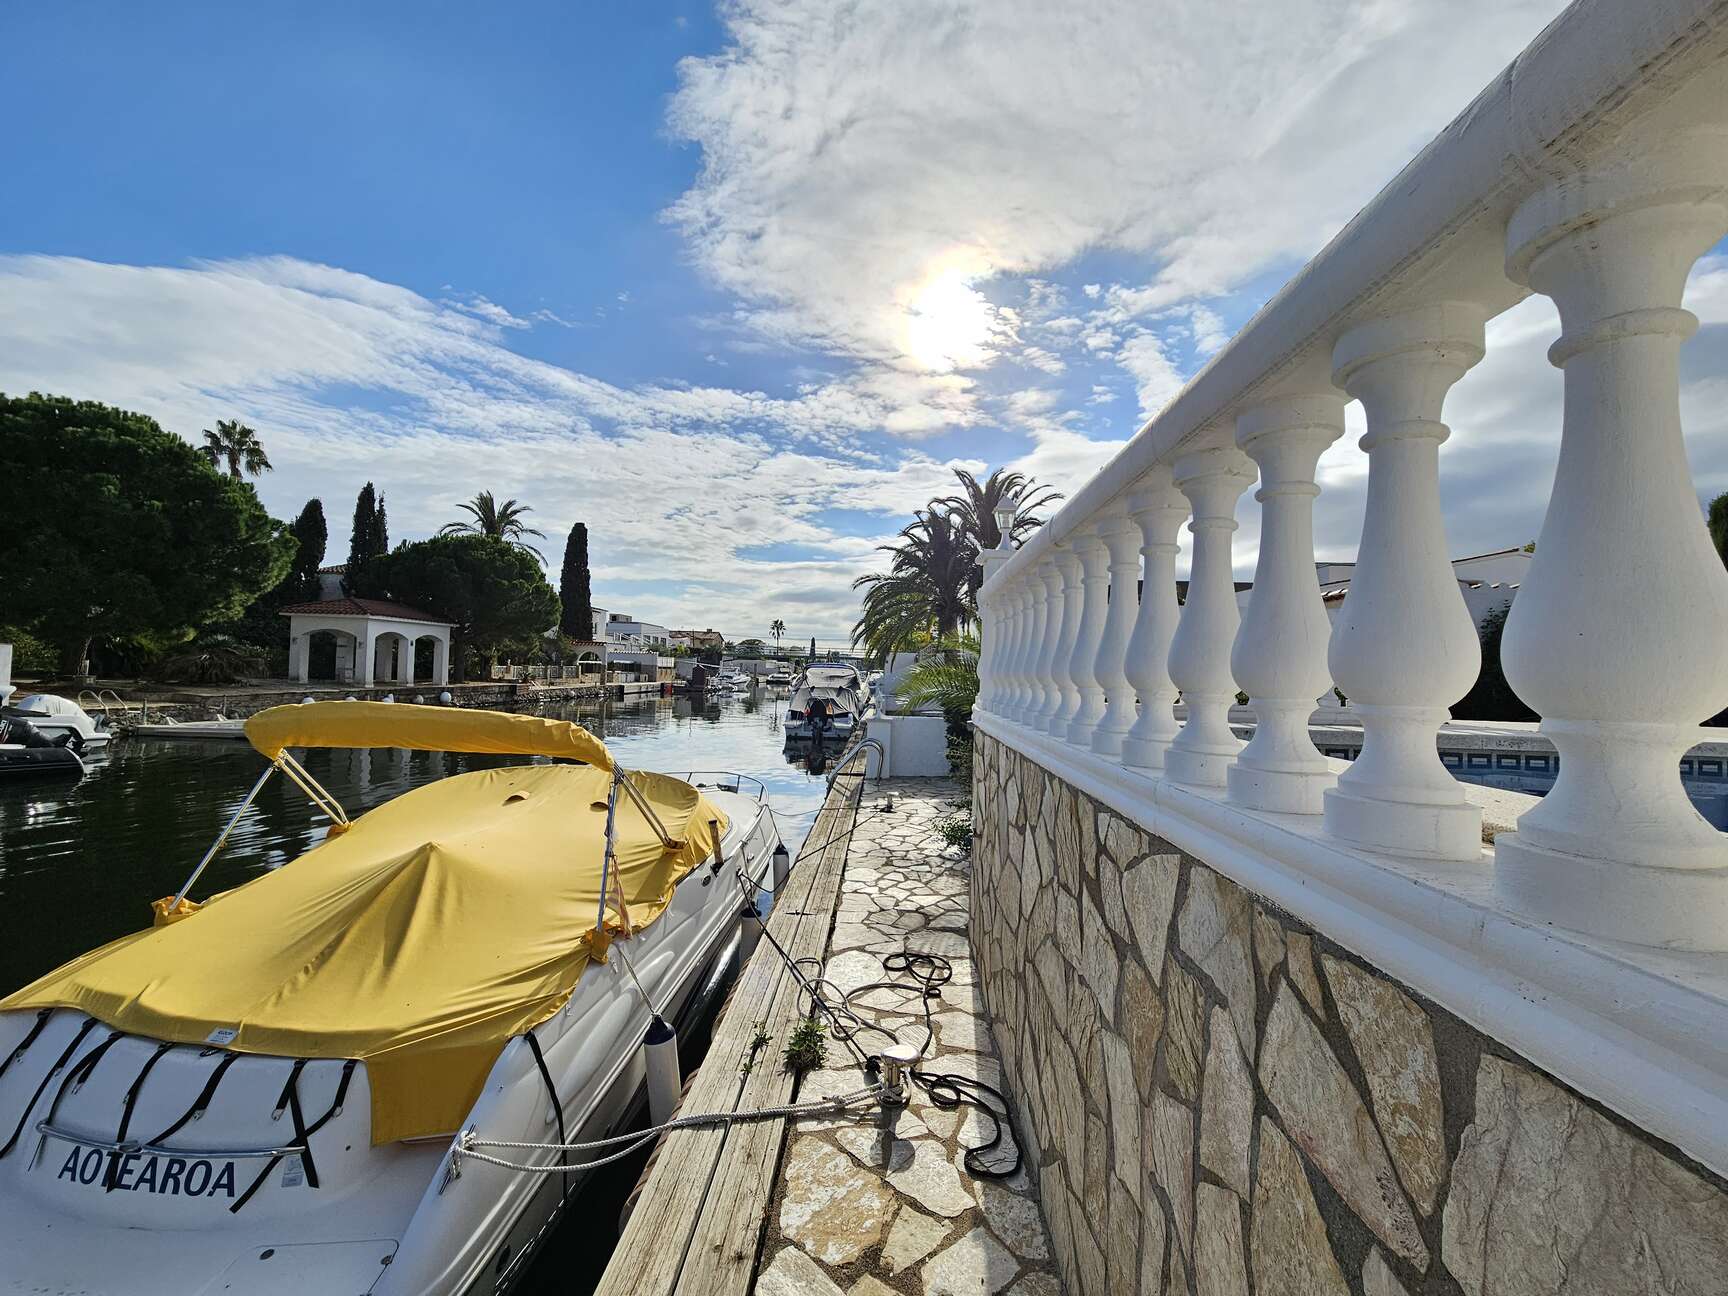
[903,266,997,372]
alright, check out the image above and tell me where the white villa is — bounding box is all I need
[280,597,454,688]
[1317,545,1533,627]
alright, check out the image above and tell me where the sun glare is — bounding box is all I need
[903,267,996,372]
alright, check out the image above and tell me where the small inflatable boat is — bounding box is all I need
[0,702,782,1294]
[0,712,86,778]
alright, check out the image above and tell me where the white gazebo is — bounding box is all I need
[280,598,454,688]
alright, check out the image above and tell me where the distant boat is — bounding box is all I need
[128,716,250,741]
[0,702,785,1295]
[783,662,868,741]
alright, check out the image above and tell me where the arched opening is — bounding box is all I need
[306,629,357,682]
[576,650,602,678]
[373,632,413,687]
[412,633,446,685]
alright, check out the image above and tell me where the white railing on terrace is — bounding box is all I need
[973,0,1728,1176]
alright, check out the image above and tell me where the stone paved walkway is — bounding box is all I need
[755,777,1062,1296]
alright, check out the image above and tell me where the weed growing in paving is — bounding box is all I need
[782,1015,827,1075]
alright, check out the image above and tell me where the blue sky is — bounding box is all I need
[3,1,1725,640]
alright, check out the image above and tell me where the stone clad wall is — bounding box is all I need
[970,733,1728,1295]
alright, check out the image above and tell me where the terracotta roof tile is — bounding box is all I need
[277,597,450,624]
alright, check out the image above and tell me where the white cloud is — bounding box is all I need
[1187,304,1229,358]
[1115,331,1186,419]
[0,254,987,638]
[667,0,1559,375]
[1018,345,1067,376]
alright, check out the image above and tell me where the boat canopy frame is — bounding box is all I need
[164,702,677,920]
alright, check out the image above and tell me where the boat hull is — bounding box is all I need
[0,744,85,778]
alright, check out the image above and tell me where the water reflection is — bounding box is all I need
[0,694,830,995]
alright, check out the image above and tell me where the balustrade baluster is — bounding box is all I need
[1121,472,1188,771]
[1066,526,1110,746]
[1327,305,1486,858]
[1495,128,1728,948]
[1014,585,1036,722]
[997,585,1022,721]
[1228,394,1344,813]
[1091,512,1143,756]
[975,504,1018,717]
[1032,559,1066,731]
[1046,546,1084,736]
[1165,446,1256,786]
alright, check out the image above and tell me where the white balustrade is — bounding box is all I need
[1165,447,1256,787]
[1494,126,1728,949]
[1065,526,1111,745]
[1090,512,1143,756]
[1047,546,1084,735]
[1120,473,1187,771]
[963,6,1728,1181]
[1327,305,1486,858]
[1228,393,1344,813]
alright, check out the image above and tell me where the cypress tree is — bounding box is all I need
[559,522,594,639]
[1709,491,1728,570]
[344,483,387,594]
[288,499,328,601]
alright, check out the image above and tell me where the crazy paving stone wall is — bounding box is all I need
[970,733,1728,1296]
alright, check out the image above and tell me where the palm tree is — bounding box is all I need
[439,490,547,561]
[938,468,1062,598]
[769,618,786,654]
[198,419,272,478]
[851,508,975,661]
[895,632,981,716]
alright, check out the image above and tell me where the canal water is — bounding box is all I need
[0,690,836,1293]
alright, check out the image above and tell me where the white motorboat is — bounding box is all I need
[5,693,112,749]
[0,702,783,1295]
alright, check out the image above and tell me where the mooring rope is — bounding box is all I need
[458,1084,886,1175]
[455,775,1021,1185]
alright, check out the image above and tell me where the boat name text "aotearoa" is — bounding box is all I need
[56,1146,238,1197]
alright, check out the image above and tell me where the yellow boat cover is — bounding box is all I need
[2,762,727,1143]
[245,700,614,770]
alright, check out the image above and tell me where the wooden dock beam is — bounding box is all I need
[595,754,868,1296]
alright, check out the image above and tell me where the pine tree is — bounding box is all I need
[559,522,594,639]
[287,499,327,601]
